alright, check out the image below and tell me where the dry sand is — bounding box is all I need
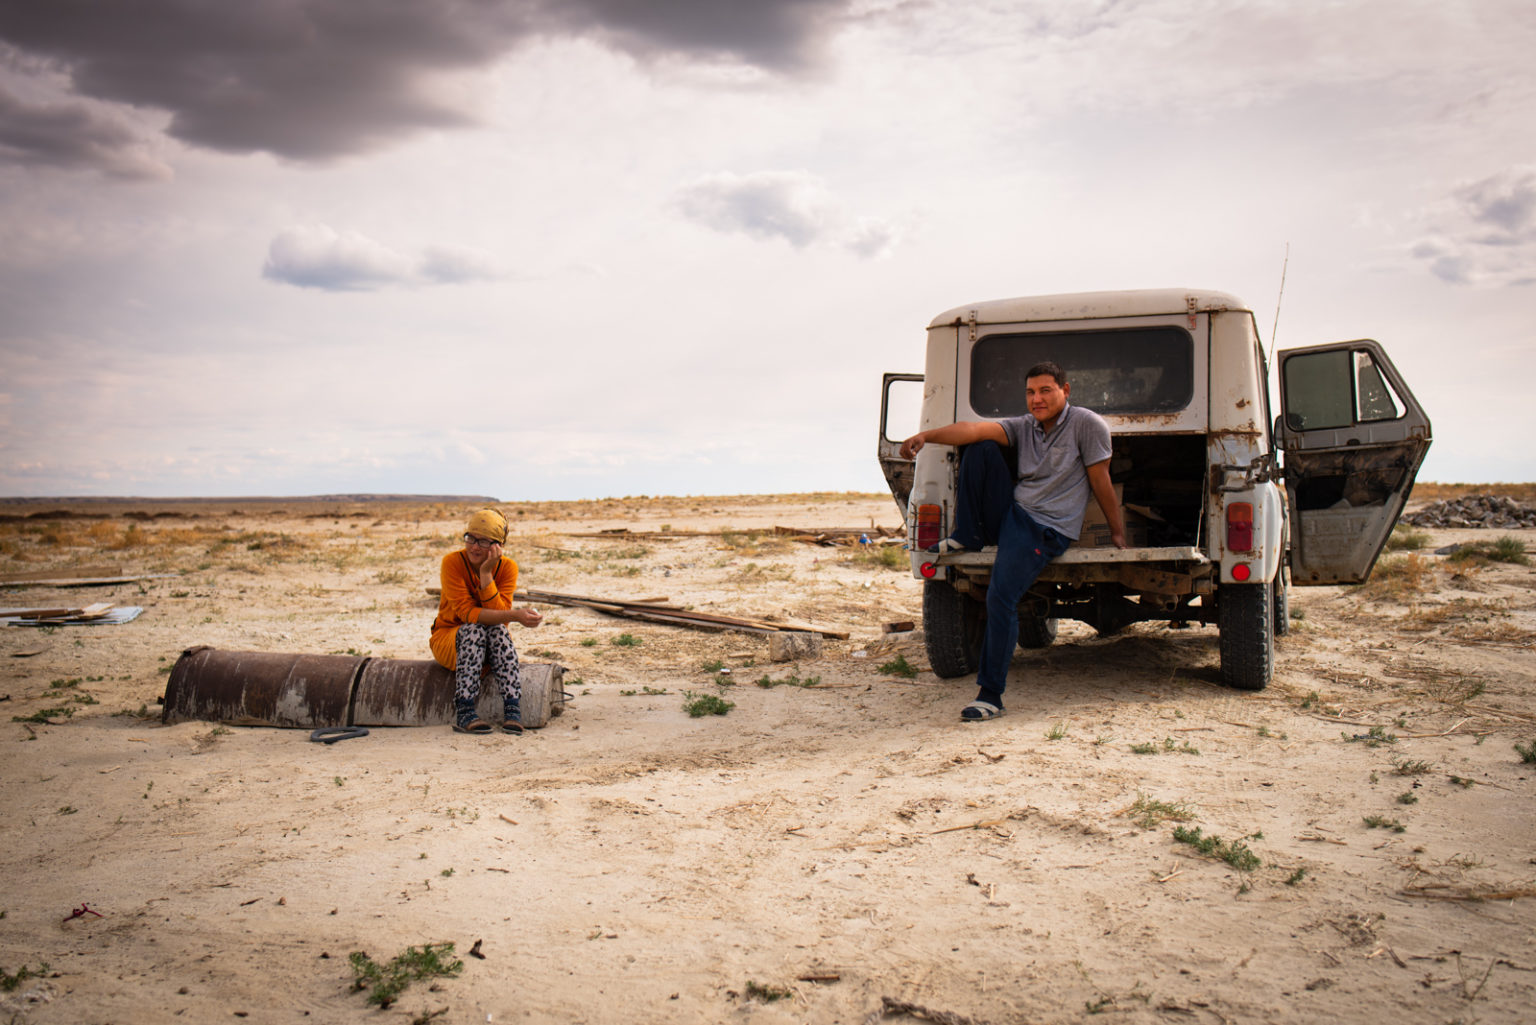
[1,492,1532,1025]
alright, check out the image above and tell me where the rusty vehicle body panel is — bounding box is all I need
[877,288,1430,691]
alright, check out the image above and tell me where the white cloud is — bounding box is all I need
[1411,167,1536,287]
[261,225,504,291]
[672,169,899,257]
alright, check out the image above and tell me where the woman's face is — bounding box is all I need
[462,533,503,568]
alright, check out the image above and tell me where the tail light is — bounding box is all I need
[916,504,942,551]
[1226,502,1253,553]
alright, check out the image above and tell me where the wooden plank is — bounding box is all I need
[513,587,848,639]
[0,574,175,589]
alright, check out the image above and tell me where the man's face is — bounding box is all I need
[1026,374,1069,424]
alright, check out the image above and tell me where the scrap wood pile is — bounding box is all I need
[771,525,904,547]
[514,587,849,639]
[0,602,144,626]
[1404,494,1536,529]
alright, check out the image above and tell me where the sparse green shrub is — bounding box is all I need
[744,980,791,1002]
[1171,825,1260,872]
[1385,525,1432,552]
[878,654,917,678]
[1,962,50,992]
[1343,725,1396,747]
[348,943,463,1008]
[754,671,820,688]
[682,691,734,718]
[1448,536,1529,566]
[1125,794,1195,829]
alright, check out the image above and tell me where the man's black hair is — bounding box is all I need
[1025,361,1067,386]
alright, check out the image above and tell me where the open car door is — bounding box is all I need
[878,373,924,516]
[1276,339,1431,585]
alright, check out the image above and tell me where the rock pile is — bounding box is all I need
[1403,494,1536,529]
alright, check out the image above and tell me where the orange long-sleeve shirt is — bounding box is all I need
[430,550,518,670]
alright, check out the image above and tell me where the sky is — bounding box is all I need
[1,0,1533,501]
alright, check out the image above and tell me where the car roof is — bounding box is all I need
[928,289,1251,329]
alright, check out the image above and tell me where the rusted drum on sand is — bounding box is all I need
[352,659,564,729]
[162,646,363,727]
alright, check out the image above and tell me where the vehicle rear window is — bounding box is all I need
[970,326,1194,416]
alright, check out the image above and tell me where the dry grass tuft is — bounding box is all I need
[1359,553,1436,601]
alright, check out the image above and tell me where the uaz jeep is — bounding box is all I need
[877,289,1431,690]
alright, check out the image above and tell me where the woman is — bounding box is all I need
[430,509,542,734]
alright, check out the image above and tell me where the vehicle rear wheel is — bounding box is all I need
[924,578,984,678]
[1017,609,1058,649]
[1218,580,1273,691]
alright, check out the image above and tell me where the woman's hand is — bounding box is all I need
[511,607,542,628]
[477,543,503,589]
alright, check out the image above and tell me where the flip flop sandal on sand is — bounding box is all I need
[501,719,524,735]
[453,719,494,735]
[961,701,1003,722]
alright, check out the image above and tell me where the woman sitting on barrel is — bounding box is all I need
[430,509,542,734]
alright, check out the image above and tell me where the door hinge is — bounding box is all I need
[1186,296,1199,329]
[968,309,978,342]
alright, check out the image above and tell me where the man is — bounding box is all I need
[900,362,1125,721]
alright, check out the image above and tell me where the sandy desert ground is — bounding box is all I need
[0,490,1532,1025]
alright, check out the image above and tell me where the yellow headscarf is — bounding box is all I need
[465,509,508,544]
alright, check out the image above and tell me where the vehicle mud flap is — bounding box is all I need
[1273,565,1291,637]
[1217,581,1273,690]
[923,578,984,678]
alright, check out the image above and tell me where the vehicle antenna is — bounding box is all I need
[1267,242,1289,365]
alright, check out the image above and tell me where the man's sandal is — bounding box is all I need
[926,537,970,554]
[453,719,495,735]
[960,701,1003,722]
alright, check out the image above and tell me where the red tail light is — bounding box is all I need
[916,504,942,550]
[1226,502,1253,553]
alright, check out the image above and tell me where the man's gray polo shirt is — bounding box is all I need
[999,403,1112,539]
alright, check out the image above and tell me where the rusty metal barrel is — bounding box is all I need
[353,659,563,729]
[162,647,363,727]
[162,646,564,729]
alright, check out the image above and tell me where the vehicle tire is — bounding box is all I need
[1218,580,1273,691]
[1017,609,1058,649]
[1273,565,1291,637]
[924,578,984,678]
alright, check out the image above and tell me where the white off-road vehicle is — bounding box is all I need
[877,289,1431,690]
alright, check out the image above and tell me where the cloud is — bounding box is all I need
[261,224,503,291]
[1411,167,1536,287]
[672,169,899,257]
[0,0,852,162]
[545,0,846,72]
[0,84,170,179]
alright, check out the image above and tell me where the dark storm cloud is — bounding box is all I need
[0,0,850,164]
[0,85,169,179]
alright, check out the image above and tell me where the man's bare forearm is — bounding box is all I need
[899,421,1007,459]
